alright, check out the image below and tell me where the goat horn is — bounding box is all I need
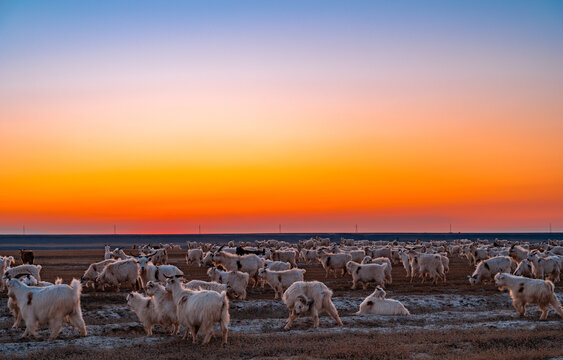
[14,273,32,279]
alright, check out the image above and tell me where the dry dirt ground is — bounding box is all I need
[0,249,562,359]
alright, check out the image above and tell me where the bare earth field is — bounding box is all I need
[0,249,562,359]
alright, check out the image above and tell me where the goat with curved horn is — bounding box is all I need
[13,273,33,279]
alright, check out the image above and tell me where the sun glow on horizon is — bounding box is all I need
[1,1,562,234]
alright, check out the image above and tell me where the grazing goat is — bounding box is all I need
[300,249,319,264]
[410,253,445,284]
[3,264,42,282]
[81,259,115,289]
[469,256,516,285]
[509,245,529,263]
[347,250,366,263]
[264,260,291,271]
[361,257,392,284]
[271,250,298,268]
[211,248,264,287]
[514,259,534,278]
[7,278,86,339]
[494,273,563,320]
[365,246,392,260]
[236,246,265,256]
[318,251,352,278]
[186,249,204,266]
[165,276,230,345]
[527,252,560,282]
[207,266,250,299]
[346,261,387,289]
[282,281,342,330]
[137,256,183,289]
[96,258,140,291]
[147,249,168,265]
[185,280,228,294]
[357,286,410,315]
[258,268,306,299]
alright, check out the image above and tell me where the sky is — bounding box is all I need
[1,1,562,234]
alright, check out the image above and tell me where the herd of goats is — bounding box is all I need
[1,237,562,345]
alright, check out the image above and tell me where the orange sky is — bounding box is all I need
[1,1,562,233]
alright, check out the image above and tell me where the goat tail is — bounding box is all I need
[70,278,83,303]
[220,291,230,327]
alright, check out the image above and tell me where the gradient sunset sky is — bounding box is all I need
[1,1,562,234]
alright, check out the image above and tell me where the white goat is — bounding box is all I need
[165,276,230,345]
[509,245,529,263]
[300,249,319,264]
[3,264,42,282]
[346,261,387,289]
[145,281,179,335]
[318,251,352,278]
[357,286,410,315]
[0,256,15,290]
[271,250,298,268]
[282,281,342,330]
[258,268,306,299]
[206,266,250,299]
[104,245,112,260]
[7,278,86,339]
[211,249,264,287]
[264,260,291,271]
[137,256,183,289]
[514,259,534,277]
[185,280,228,293]
[494,273,563,320]
[186,249,204,266]
[127,292,160,336]
[469,256,516,285]
[527,252,560,282]
[398,250,411,278]
[81,259,115,289]
[96,258,140,291]
[410,253,445,284]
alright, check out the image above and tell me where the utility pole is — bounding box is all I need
[198,224,201,234]
[549,223,552,233]
[355,224,358,233]
[449,224,452,233]
[279,224,282,233]
[114,224,117,235]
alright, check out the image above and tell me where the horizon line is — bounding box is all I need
[0,231,561,236]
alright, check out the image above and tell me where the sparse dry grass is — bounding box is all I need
[4,329,562,360]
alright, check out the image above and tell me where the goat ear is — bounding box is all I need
[306,298,314,306]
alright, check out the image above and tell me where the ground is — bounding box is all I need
[0,249,562,359]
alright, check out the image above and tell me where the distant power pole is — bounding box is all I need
[114,224,117,235]
[198,224,201,234]
[549,223,552,233]
[449,224,452,233]
[279,224,282,233]
[355,224,358,233]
